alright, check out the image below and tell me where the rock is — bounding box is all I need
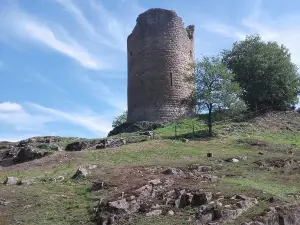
[0,198,9,206]
[168,210,175,215]
[191,192,212,207]
[72,167,90,179]
[95,143,105,149]
[105,139,127,148]
[87,165,98,170]
[91,181,105,191]
[65,142,88,151]
[175,190,192,208]
[259,151,264,155]
[235,195,248,200]
[146,210,162,216]
[182,138,189,143]
[162,168,184,175]
[141,131,155,137]
[148,179,161,186]
[226,158,239,163]
[57,146,64,151]
[135,184,153,199]
[108,198,129,213]
[20,180,33,185]
[238,156,248,160]
[207,152,213,157]
[3,177,20,185]
[56,176,65,182]
[13,146,51,164]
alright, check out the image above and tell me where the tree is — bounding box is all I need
[194,56,244,136]
[222,35,300,111]
[112,110,127,128]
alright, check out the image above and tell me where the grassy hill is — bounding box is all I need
[1,111,300,224]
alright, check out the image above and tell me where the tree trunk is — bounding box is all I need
[208,104,213,137]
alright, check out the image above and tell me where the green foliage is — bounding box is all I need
[194,55,245,136]
[112,110,127,128]
[222,34,300,111]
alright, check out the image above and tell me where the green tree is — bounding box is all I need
[222,35,300,111]
[112,110,127,128]
[194,56,244,136]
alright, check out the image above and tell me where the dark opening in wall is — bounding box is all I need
[190,50,192,57]
[130,51,132,56]
[170,73,173,86]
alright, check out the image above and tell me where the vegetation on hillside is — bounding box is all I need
[222,34,300,111]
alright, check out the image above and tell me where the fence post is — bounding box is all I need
[192,123,195,139]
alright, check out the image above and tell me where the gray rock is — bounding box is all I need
[146,210,162,216]
[87,164,98,170]
[191,192,212,207]
[168,210,175,215]
[20,180,34,185]
[162,168,184,176]
[0,198,9,206]
[108,198,129,213]
[148,179,161,186]
[3,177,20,185]
[65,142,88,151]
[13,146,51,164]
[72,167,89,179]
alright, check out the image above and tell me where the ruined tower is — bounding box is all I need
[127,8,195,123]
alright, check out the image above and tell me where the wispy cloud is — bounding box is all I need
[0,3,107,69]
[55,0,134,52]
[0,102,22,112]
[0,101,113,137]
[199,0,300,66]
[27,102,113,135]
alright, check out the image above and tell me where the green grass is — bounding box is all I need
[2,114,300,224]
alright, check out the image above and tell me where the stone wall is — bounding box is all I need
[127,8,195,123]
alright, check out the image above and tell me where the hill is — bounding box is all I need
[1,111,300,225]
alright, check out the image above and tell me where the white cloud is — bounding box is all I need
[0,101,113,138]
[0,102,23,112]
[199,1,300,67]
[27,102,113,135]
[0,4,105,70]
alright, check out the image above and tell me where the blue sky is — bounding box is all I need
[1,0,300,141]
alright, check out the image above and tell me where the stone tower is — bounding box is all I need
[127,8,195,123]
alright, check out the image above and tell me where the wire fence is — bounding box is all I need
[171,106,275,139]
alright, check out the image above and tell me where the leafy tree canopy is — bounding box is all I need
[112,110,127,128]
[194,55,245,136]
[222,35,300,111]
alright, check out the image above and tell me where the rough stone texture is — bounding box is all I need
[127,8,195,123]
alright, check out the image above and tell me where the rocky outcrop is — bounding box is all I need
[242,204,300,225]
[95,182,257,225]
[108,121,162,136]
[12,146,52,164]
[65,139,127,151]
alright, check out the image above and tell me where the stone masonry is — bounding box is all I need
[127,8,195,123]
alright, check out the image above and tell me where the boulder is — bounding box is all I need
[146,210,162,216]
[191,192,212,207]
[108,121,163,136]
[72,167,90,179]
[65,142,88,151]
[13,146,51,164]
[3,177,20,185]
[162,168,184,176]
